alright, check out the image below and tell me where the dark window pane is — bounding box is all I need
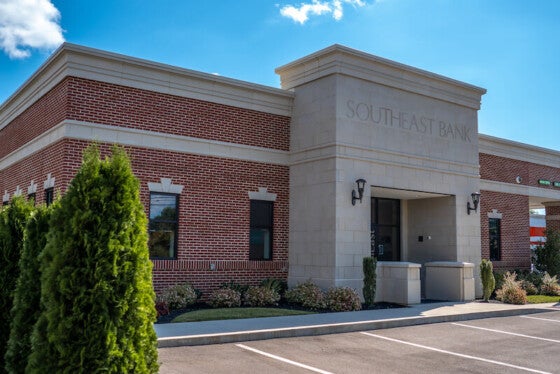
[489,218,501,261]
[149,192,179,259]
[45,188,54,206]
[250,200,273,260]
[377,198,399,225]
[250,228,271,260]
[149,230,175,258]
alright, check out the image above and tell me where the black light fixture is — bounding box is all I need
[467,192,481,215]
[352,178,367,205]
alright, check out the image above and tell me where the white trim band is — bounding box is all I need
[0,120,290,173]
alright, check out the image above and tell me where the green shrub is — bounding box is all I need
[157,283,198,310]
[519,271,543,290]
[363,257,376,307]
[495,271,527,305]
[0,196,34,372]
[493,270,505,295]
[208,288,241,308]
[244,286,281,307]
[220,280,249,296]
[285,280,326,310]
[480,259,495,301]
[260,278,288,295]
[326,287,362,312]
[521,280,538,296]
[5,205,51,373]
[27,146,158,373]
[539,272,560,296]
[534,229,560,277]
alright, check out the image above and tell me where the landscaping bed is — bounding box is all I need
[156,301,404,324]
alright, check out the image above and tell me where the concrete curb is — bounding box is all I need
[158,306,554,348]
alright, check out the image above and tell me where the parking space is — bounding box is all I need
[158,311,560,373]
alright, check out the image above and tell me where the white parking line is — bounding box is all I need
[360,332,551,374]
[235,344,334,374]
[520,315,560,323]
[452,322,560,343]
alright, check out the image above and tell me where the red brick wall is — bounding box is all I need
[1,76,290,160]
[0,74,292,297]
[480,153,560,187]
[479,190,530,270]
[544,204,560,231]
[0,139,76,204]
[124,141,290,294]
[1,139,289,296]
[65,77,290,151]
[479,153,560,270]
[0,80,68,159]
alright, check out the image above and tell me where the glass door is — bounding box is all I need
[371,197,401,261]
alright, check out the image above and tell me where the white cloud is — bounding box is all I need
[280,0,367,24]
[0,0,64,59]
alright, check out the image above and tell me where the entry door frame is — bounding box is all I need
[371,197,401,261]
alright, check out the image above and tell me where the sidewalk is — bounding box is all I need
[156,301,560,348]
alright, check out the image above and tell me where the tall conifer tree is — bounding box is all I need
[5,205,52,373]
[0,196,34,374]
[28,146,158,373]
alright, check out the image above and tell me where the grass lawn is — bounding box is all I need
[171,307,313,323]
[526,295,560,304]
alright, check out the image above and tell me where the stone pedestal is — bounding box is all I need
[425,261,475,301]
[375,262,421,305]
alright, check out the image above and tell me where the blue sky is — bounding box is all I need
[1,0,559,151]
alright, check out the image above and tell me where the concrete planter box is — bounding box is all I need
[375,261,421,305]
[425,261,475,301]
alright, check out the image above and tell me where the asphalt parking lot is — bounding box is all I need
[158,310,560,373]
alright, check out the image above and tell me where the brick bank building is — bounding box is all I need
[2,44,559,303]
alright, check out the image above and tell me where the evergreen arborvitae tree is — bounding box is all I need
[5,205,52,373]
[480,259,495,302]
[28,146,158,373]
[535,229,560,277]
[0,196,34,374]
[363,256,377,307]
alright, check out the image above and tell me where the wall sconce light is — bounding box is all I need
[467,192,481,215]
[351,178,367,205]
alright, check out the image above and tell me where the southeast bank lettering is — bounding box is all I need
[346,100,472,143]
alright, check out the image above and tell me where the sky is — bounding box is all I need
[0,0,559,151]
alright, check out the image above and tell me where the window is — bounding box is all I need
[489,218,501,261]
[28,193,36,206]
[250,200,273,260]
[148,192,179,259]
[44,188,54,206]
[2,201,7,206]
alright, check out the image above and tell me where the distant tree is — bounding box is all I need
[27,146,158,373]
[534,229,560,277]
[0,196,34,373]
[5,205,52,373]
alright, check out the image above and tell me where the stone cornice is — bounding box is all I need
[0,43,294,130]
[275,44,486,109]
[479,133,560,168]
